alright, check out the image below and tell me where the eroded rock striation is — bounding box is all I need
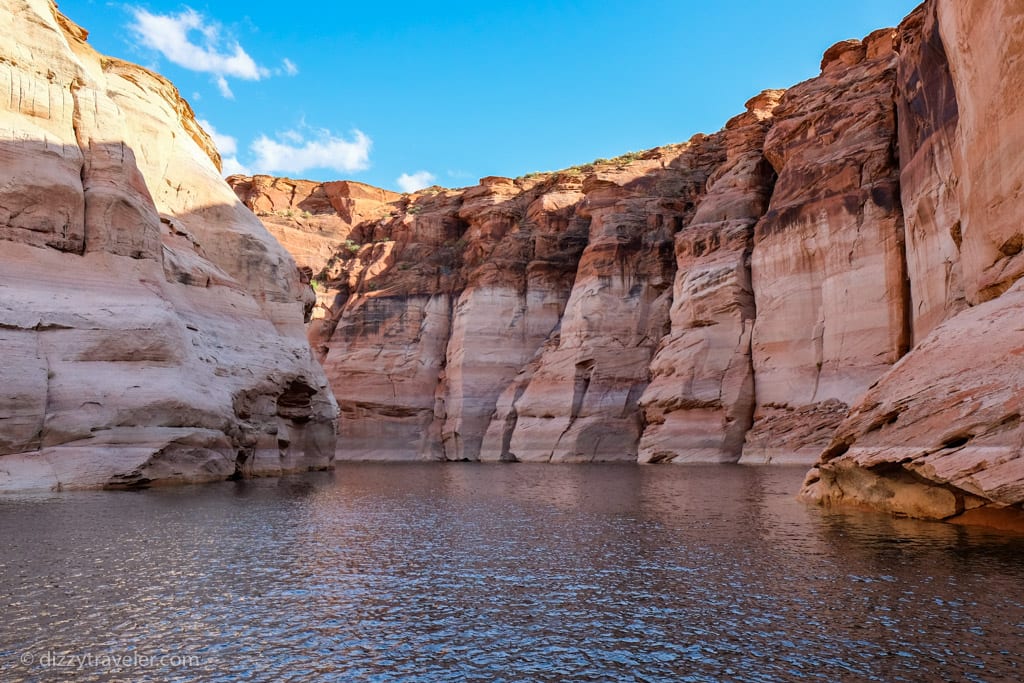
[800,0,1024,523]
[235,25,914,469]
[235,0,1024,523]
[0,0,336,491]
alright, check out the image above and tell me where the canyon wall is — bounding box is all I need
[0,0,336,491]
[800,0,1024,523]
[236,0,1024,522]
[234,25,914,469]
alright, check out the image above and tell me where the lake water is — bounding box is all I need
[1,464,1023,682]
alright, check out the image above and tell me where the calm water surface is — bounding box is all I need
[1,464,1023,681]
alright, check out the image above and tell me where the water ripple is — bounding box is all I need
[1,464,1024,681]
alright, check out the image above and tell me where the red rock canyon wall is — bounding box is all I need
[4,0,1023,525]
[233,0,1024,523]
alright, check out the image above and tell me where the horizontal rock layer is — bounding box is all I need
[237,0,1024,523]
[0,0,337,491]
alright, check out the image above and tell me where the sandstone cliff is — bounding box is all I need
[0,0,336,491]
[800,0,1024,524]
[234,0,1024,524]
[233,25,910,469]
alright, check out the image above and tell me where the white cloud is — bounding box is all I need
[396,171,436,193]
[282,58,299,76]
[221,156,251,176]
[197,119,249,176]
[250,129,372,175]
[215,76,234,99]
[128,7,269,97]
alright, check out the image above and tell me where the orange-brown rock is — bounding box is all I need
[0,0,336,491]
[746,27,908,464]
[505,147,716,462]
[229,175,401,276]
[936,1,1024,304]
[800,0,1024,521]
[801,281,1024,520]
[234,0,1024,523]
[638,91,780,463]
[243,14,923,470]
[313,173,591,461]
[894,4,965,342]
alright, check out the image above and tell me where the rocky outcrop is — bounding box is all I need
[0,0,336,491]
[231,0,1024,523]
[637,91,780,463]
[745,27,909,464]
[800,0,1024,523]
[801,282,1024,521]
[229,175,401,279]
[935,2,1024,304]
[226,16,899,467]
[894,4,965,342]
[240,27,916,467]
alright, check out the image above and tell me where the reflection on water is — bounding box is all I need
[1,464,1023,681]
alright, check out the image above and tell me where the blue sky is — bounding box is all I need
[56,1,921,192]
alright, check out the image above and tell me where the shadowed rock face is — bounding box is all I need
[0,0,336,491]
[235,0,1024,523]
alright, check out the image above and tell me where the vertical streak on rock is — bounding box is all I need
[67,78,87,255]
[68,67,163,260]
[506,150,709,462]
[327,293,453,460]
[744,30,906,464]
[936,0,1024,303]
[638,91,781,463]
[893,3,965,341]
[440,176,580,461]
[886,96,914,362]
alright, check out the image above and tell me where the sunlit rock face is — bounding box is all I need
[745,28,909,464]
[238,0,1024,522]
[801,0,1024,523]
[0,0,336,492]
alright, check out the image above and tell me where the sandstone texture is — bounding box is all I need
[0,0,336,492]
[238,0,1024,523]
[745,27,909,464]
[801,0,1024,522]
